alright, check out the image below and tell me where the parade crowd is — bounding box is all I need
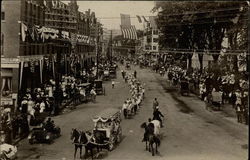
[1,70,99,144]
[165,65,248,124]
[121,69,145,119]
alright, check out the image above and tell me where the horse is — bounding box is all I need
[71,128,108,160]
[141,122,161,156]
[70,128,84,159]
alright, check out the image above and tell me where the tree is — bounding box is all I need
[154,1,248,72]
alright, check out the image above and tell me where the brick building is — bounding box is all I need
[1,0,103,107]
[1,0,46,107]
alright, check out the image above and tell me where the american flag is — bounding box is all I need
[120,25,138,40]
[120,14,138,40]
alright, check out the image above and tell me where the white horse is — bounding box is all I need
[150,120,161,136]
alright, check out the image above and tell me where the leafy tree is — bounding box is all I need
[154,1,248,72]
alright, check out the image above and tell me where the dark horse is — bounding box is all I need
[141,122,161,156]
[70,128,84,159]
[70,128,108,160]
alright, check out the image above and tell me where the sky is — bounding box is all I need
[66,1,157,30]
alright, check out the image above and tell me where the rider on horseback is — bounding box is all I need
[153,107,164,128]
[142,118,154,142]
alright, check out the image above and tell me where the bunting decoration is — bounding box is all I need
[30,60,35,73]
[19,61,24,89]
[142,16,148,22]
[21,23,28,42]
[39,59,43,83]
[62,31,69,39]
[136,15,142,23]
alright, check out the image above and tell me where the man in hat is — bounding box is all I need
[153,98,159,111]
[153,106,164,128]
[20,97,28,114]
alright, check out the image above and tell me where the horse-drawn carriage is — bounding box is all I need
[94,80,105,95]
[210,90,223,110]
[28,119,61,144]
[92,108,122,151]
[78,83,92,102]
[109,67,117,79]
[103,70,110,81]
[180,80,189,96]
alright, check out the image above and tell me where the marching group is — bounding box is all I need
[121,69,145,119]
[165,65,249,124]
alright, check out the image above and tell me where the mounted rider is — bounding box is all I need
[153,107,164,128]
[153,98,159,111]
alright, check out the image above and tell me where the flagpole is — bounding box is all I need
[110,30,113,65]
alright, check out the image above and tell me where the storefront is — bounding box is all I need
[1,58,19,110]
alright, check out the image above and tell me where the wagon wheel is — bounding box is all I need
[108,135,115,151]
[116,127,122,143]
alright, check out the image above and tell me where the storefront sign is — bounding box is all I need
[0,97,13,106]
[1,58,20,68]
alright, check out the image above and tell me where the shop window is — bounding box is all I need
[1,77,12,97]
[1,12,5,21]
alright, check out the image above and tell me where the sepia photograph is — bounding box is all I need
[0,0,249,160]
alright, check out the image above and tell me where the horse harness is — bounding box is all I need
[73,132,110,146]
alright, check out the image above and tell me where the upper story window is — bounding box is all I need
[1,12,5,21]
[1,33,4,55]
[153,38,158,43]
[153,30,158,35]
[1,4,5,21]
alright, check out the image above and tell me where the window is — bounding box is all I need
[153,46,157,50]
[153,30,158,35]
[1,77,12,97]
[1,33,4,55]
[153,38,158,43]
[1,12,5,21]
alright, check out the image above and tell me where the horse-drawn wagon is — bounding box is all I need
[78,83,92,102]
[103,70,110,81]
[92,108,122,151]
[109,67,117,79]
[94,80,105,95]
[180,80,189,96]
[210,90,222,110]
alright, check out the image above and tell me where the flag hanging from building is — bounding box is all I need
[120,13,137,40]
[120,14,131,28]
[149,16,157,29]
[142,16,148,22]
[136,15,142,23]
[120,25,138,40]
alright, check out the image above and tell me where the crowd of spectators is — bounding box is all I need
[165,65,248,124]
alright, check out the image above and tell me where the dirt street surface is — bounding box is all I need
[17,64,248,160]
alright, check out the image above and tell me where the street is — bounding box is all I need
[17,65,248,160]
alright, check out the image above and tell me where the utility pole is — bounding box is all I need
[110,30,113,65]
[95,23,99,79]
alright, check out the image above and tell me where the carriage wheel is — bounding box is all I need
[116,127,122,143]
[108,136,115,151]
